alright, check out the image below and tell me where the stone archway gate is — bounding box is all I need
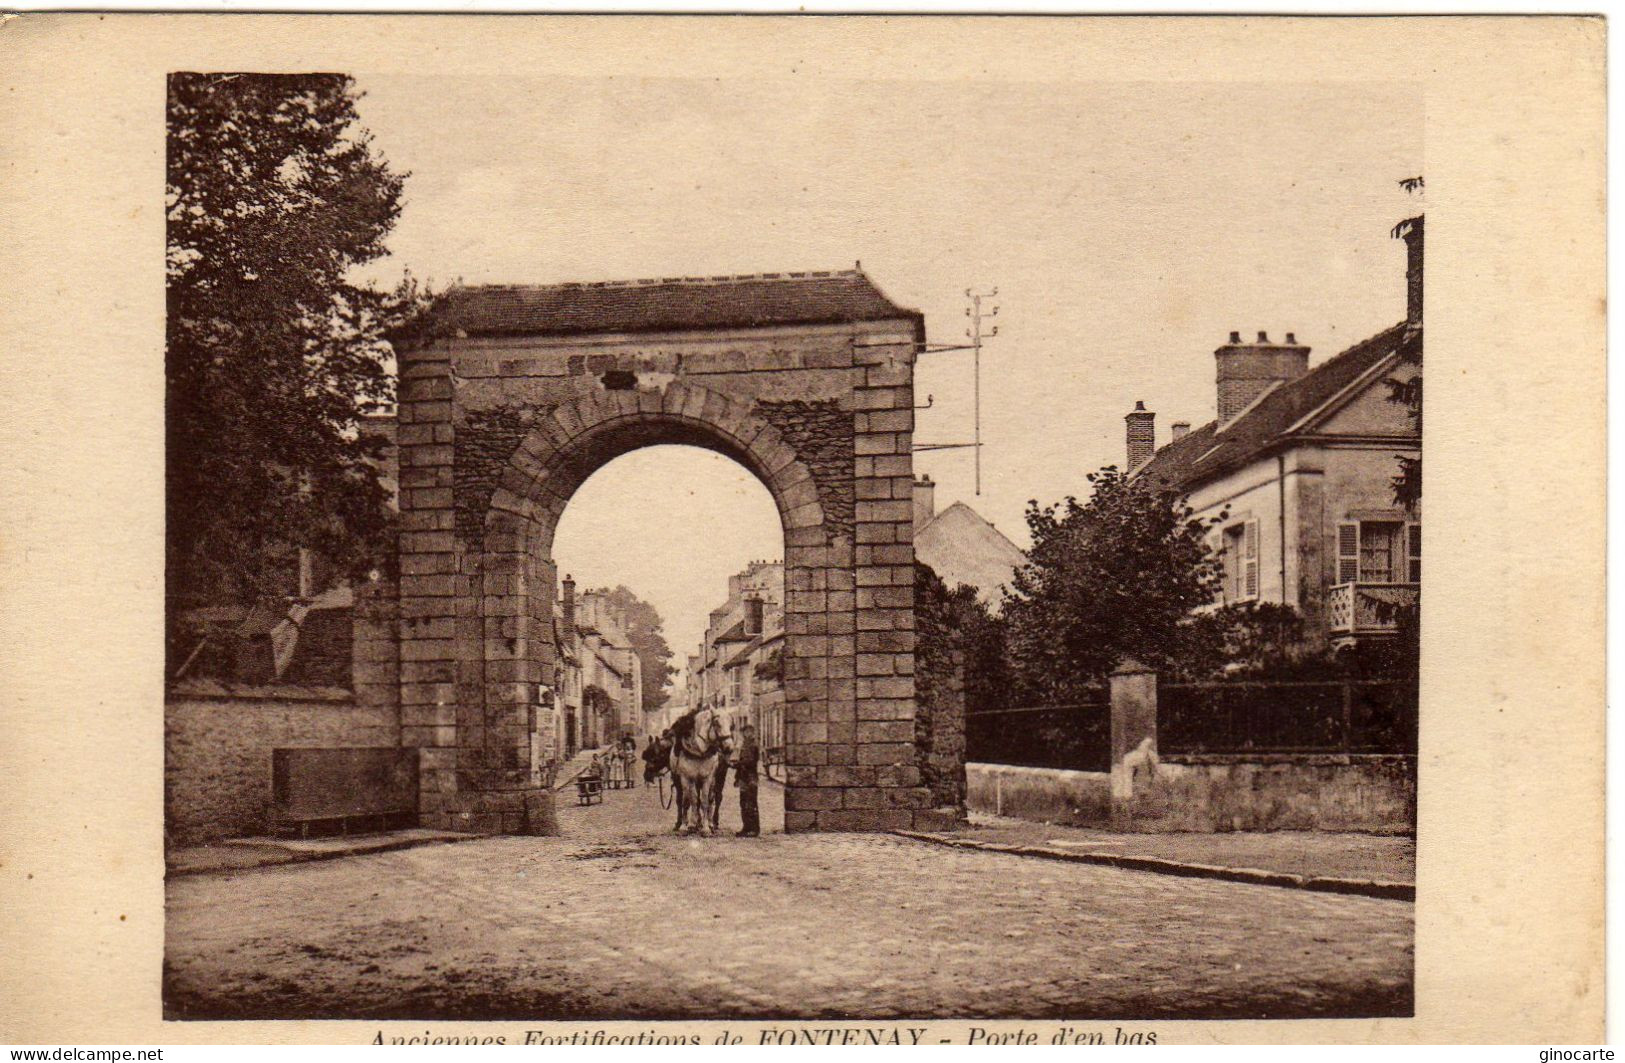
[358,269,961,834]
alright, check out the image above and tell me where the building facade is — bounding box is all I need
[542,577,644,762]
[910,473,1025,613]
[688,560,787,755]
[1128,220,1423,649]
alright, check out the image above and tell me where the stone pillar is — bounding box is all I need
[1109,659,1158,801]
[845,332,930,830]
[394,339,464,830]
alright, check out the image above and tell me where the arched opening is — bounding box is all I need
[389,329,947,834]
[458,383,832,835]
[547,444,787,834]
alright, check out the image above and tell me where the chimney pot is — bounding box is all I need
[913,474,937,533]
[1124,401,1156,472]
[1215,332,1311,422]
[1229,331,1241,344]
[1402,215,1424,328]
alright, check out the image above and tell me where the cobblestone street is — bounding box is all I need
[165,780,1412,1021]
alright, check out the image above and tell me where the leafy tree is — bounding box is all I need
[915,562,1010,719]
[1002,466,1224,702]
[595,585,677,713]
[1382,178,1423,673]
[914,562,1010,800]
[1390,177,1424,511]
[166,73,417,620]
[1165,602,1306,681]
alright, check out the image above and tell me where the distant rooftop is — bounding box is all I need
[422,268,923,339]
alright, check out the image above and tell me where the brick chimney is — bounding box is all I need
[561,575,576,634]
[913,474,936,532]
[1124,401,1155,471]
[1215,331,1310,422]
[1171,421,1191,442]
[1402,216,1424,329]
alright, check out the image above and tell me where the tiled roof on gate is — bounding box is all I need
[1134,322,1415,492]
[423,269,923,339]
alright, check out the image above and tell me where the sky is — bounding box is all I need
[351,75,1421,670]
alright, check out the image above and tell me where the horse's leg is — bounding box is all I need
[675,778,692,834]
[711,758,727,833]
[693,764,713,837]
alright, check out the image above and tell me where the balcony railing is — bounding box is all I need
[1328,582,1419,634]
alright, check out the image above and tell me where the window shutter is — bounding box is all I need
[1243,520,1259,599]
[1337,522,1360,584]
[1407,522,1421,583]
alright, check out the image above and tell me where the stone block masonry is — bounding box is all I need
[383,274,952,832]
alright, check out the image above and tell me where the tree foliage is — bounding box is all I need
[1382,182,1423,671]
[167,72,419,611]
[1164,602,1308,681]
[595,585,677,713]
[914,562,1010,717]
[1390,176,1424,512]
[1002,467,1224,702]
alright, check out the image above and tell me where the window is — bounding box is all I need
[1337,519,1421,584]
[1359,521,1401,583]
[1221,519,1259,603]
[730,666,745,705]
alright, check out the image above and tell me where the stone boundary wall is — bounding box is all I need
[1117,754,1416,833]
[966,763,1111,826]
[1100,662,1417,833]
[165,685,400,846]
[967,757,1414,833]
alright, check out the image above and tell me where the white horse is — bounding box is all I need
[668,706,733,836]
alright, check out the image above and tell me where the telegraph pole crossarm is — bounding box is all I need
[964,286,999,495]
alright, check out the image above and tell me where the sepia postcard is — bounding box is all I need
[0,13,1606,1046]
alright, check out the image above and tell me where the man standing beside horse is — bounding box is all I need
[733,720,761,837]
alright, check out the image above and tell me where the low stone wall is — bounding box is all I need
[1115,754,1416,834]
[968,756,1415,834]
[966,763,1112,826]
[165,681,401,845]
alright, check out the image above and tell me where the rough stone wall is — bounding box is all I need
[165,687,398,845]
[755,399,855,540]
[454,405,530,542]
[913,646,968,811]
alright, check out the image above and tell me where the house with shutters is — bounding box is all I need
[1126,220,1423,649]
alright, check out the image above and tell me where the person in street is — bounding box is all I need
[620,734,640,787]
[733,720,761,837]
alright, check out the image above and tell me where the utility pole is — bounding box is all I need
[965,287,999,495]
